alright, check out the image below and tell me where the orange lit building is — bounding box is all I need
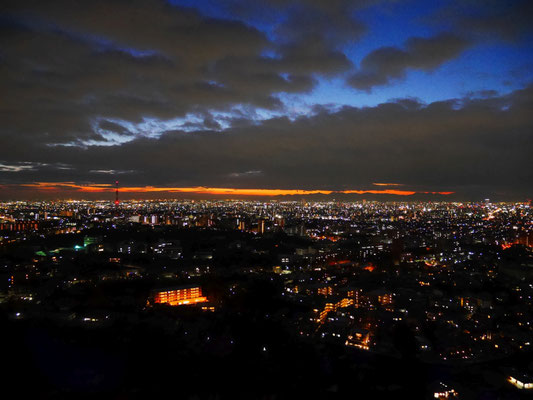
[317,285,333,296]
[0,221,39,231]
[377,293,393,306]
[345,328,371,350]
[257,218,266,234]
[347,289,364,307]
[367,289,394,307]
[316,298,354,324]
[151,285,208,306]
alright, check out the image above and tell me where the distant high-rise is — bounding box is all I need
[257,218,265,234]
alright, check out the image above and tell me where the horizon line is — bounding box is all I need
[0,182,456,197]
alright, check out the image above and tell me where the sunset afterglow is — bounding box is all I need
[1,182,456,197]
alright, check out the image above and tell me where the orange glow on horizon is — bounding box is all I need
[340,189,417,195]
[372,182,404,186]
[19,182,113,192]
[18,183,333,196]
[421,191,455,195]
[8,182,455,197]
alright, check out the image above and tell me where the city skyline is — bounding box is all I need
[3,3,533,396]
[1,1,532,200]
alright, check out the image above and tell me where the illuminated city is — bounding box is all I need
[2,0,533,398]
[2,199,533,397]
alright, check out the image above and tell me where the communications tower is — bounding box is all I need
[114,181,119,207]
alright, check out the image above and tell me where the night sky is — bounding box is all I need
[1,0,532,200]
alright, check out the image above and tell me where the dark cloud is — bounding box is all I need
[0,0,531,200]
[348,33,470,91]
[0,0,356,146]
[463,90,499,99]
[210,0,387,43]
[273,1,366,45]
[2,86,532,200]
[97,121,133,136]
[431,0,533,42]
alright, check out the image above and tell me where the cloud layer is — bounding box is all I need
[0,0,532,200]
[349,34,470,90]
[1,85,532,200]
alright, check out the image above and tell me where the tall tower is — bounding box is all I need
[114,181,119,207]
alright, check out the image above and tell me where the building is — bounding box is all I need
[432,382,459,399]
[257,218,265,234]
[153,240,182,259]
[508,372,533,390]
[151,285,208,306]
[345,328,371,350]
